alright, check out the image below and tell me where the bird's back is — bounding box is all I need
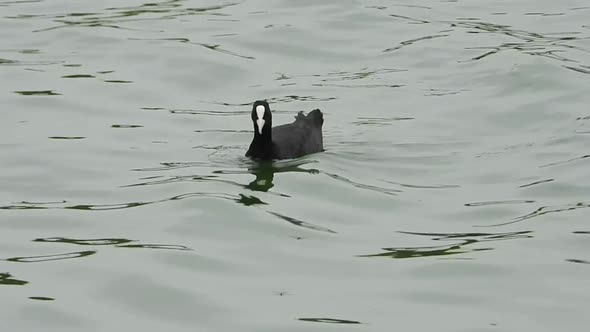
[271,109,323,159]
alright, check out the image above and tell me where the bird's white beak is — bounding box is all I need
[256,119,265,134]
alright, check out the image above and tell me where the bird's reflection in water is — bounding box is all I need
[246,161,275,192]
[239,159,336,233]
[246,159,319,192]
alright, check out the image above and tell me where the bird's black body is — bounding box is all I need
[246,100,324,160]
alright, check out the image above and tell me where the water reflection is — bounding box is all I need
[131,157,334,231]
[1,159,322,211]
[247,164,275,192]
[231,160,335,233]
[246,160,319,192]
[360,231,531,259]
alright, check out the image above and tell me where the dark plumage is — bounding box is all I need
[246,100,324,160]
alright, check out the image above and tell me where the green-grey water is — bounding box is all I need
[2,0,590,331]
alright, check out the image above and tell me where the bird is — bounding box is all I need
[246,100,324,160]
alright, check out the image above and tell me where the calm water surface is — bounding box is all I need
[1,0,590,331]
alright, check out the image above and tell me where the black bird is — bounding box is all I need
[246,100,324,160]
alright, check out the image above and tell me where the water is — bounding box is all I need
[1,0,590,331]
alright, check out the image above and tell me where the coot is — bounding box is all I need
[246,100,324,160]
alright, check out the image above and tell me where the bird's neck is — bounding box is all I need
[253,131,271,146]
[249,129,273,159]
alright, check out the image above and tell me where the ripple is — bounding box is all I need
[486,202,590,226]
[131,161,223,171]
[170,109,250,116]
[48,136,85,140]
[1,59,61,66]
[279,67,406,89]
[324,172,401,196]
[33,237,192,251]
[0,192,269,210]
[312,83,403,88]
[0,48,40,54]
[383,180,460,189]
[123,174,220,187]
[563,65,590,75]
[14,90,61,96]
[5,250,96,263]
[360,243,488,259]
[454,20,589,65]
[117,244,192,251]
[316,68,405,81]
[196,95,337,107]
[465,200,535,207]
[352,116,414,126]
[360,231,531,259]
[194,129,249,133]
[398,231,532,241]
[268,212,336,234]
[103,79,132,84]
[389,14,429,24]
[19,2,240,32]
[383,34,448,52]
[143,106,290,117]
[424,88,470,97]
[0,272,28,286]
[61,74,94,78]
[0,0,42,5]
[112,124,143,128]
[524,12,565,17]
[128,37,254,60]
[540,154,590,168]
[34,237,133,246]
[236,194,267,206]
[298,318,362,324]
[29,296,55,301]
[519,179,555,188]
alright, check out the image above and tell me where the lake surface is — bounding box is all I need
[1,0,590,331]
